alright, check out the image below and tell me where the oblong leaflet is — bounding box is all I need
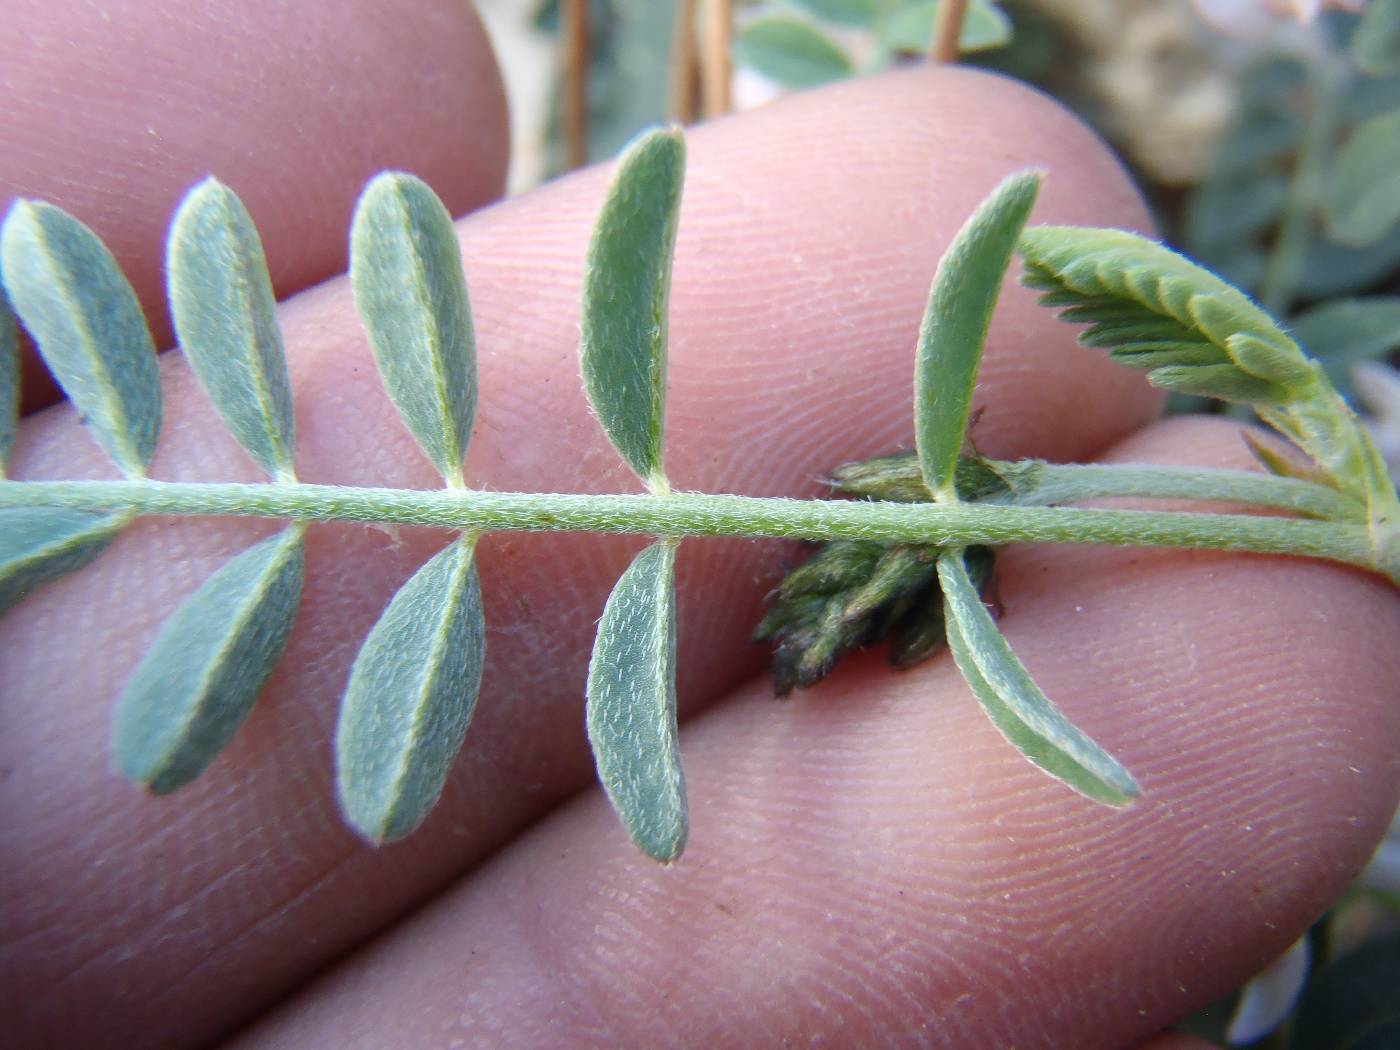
[0,507,125,613]
[937,549,1138,806]
[111,526,305,793]
[0,200,160,476]
[335,536,486,843]
[586,539,687,862]
[350,173,476,485]
[168,178,296,479]
[580,128,684,493]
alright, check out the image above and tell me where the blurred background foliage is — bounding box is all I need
[472,2,1398,1044]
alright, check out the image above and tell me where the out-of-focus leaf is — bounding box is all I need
[1291,297,1400,400]
[586,540,686,862]
[1322,110,1400,247]
[336,536,485,843]
[879,0,1012,53]
[916,171,1040,500]
[1214,109,1305,176]
[733,18,853,88]
[788,0,879,27]
[351,173,476,486]
[580,128,683,493]
[0,201,160,476]
[0,282,16,474]
[168,178,296,480]
[938,549,1139,806]
[111,527,305,793]
[1353,0,1400,77]
[1291,933,1400,1050]
[0,507,124,614]
[1299,223,1400,298]
[1225,938,1311,1046]
[1184,173,1288,253]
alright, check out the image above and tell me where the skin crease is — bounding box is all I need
[1,5,1396,1050]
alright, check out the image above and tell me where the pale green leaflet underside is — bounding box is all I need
[0,283,18,474]
[915,171,1040,501]
[0,507,126,614]
[336,535,486,843]
[580,127,684,494]
[168,178,296,481]
[351,172,477,486]
[586,539,687,862]
[0,201,161,477]
[111,526,305,793]
[938,550,1139,806]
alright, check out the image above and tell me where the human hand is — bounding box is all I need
[2,3,1397,1048]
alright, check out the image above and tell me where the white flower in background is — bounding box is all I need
[1193,0,1366,35]
[1226,936,1312,1045]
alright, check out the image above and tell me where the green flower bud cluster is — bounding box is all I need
[756,451,1004,695]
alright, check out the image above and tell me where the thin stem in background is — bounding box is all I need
[930,0,969,65]
[700,0,732,119]
[1259,45,1347,315]
[563,0,591,170]
[670,0,700,124]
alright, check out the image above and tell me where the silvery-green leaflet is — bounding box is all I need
[0,128,1395,863]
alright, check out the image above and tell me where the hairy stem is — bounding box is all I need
[2,477,1390,582]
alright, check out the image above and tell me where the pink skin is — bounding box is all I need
[2,4,1396,1048]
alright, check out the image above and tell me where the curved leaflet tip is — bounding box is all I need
[351,173,477,486]
[111,526,305,793]
[335,536,486,843]
[580,127,684,494]
[937,548,1139,806]
[168,178,296,480]
[0,200,161,477]
[586,539,687,862]
[915,171,1040,501]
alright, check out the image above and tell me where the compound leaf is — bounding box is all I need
[0,507,125,614]
[351,173,476,486]
[581,128,683,494]
[938,549,1139,806]
[167,178,296,480]
[916,171,1040,500]
[586,539,686,862]
[0,201,160,476]
[111,526,305,793]
[1353,0,1400,77]
[734,18,853,88]
[1322,110,1400,248]
[336,536,485,844]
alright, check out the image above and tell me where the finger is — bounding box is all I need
[0,68,1157,1048]
[229,417,1400,1049]
[0,0,508,409]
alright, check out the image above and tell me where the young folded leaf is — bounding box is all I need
[168,178,296,480]
[111,526,305,793]
[915,171,1040,501]
[0,507,126,614]
[351,173,476,486]
[586,539,687,862]
[0,201,160,477]
[580,128,684,494]
[1019,226,1400,532]
[0,285,16,474]
[335,535,486,843]
[937,548,1139,806]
